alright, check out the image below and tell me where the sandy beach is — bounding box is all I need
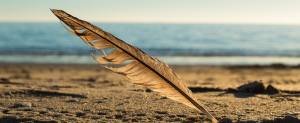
[0,63,299,122]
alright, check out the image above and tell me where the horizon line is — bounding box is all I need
[1,21,300,26]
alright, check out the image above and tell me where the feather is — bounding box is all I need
[50,9,218,123]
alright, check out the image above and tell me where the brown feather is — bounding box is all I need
[50,9,218,123]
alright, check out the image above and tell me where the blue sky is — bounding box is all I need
[1,0,300,24]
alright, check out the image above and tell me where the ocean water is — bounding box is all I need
[1,23,300,65]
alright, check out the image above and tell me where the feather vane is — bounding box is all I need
[51,9,218,123]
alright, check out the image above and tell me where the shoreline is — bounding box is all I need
[2,55,300,66]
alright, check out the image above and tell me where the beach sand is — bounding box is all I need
[0,63,299,122]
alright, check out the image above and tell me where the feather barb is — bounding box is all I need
[50,9,218,123]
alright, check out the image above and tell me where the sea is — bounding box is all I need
[1,23,300,65]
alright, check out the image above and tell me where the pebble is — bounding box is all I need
[265,84,279,93]
[237,81,264,93]
[20,102,32,107]
[286,112,299,115]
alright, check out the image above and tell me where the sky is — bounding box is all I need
[1,0,300,24]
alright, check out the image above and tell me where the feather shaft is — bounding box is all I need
[51,9,218,123]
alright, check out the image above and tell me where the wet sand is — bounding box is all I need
[0,63,299,122]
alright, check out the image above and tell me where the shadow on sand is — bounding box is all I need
[218,116,300,123]
[1,115,299,123]
[0,116,58,123]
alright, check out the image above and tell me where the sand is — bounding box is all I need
[0,63,299,123]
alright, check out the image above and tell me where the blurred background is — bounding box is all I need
[1,0,300,65]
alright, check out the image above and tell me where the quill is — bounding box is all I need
[51,9,218,123]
